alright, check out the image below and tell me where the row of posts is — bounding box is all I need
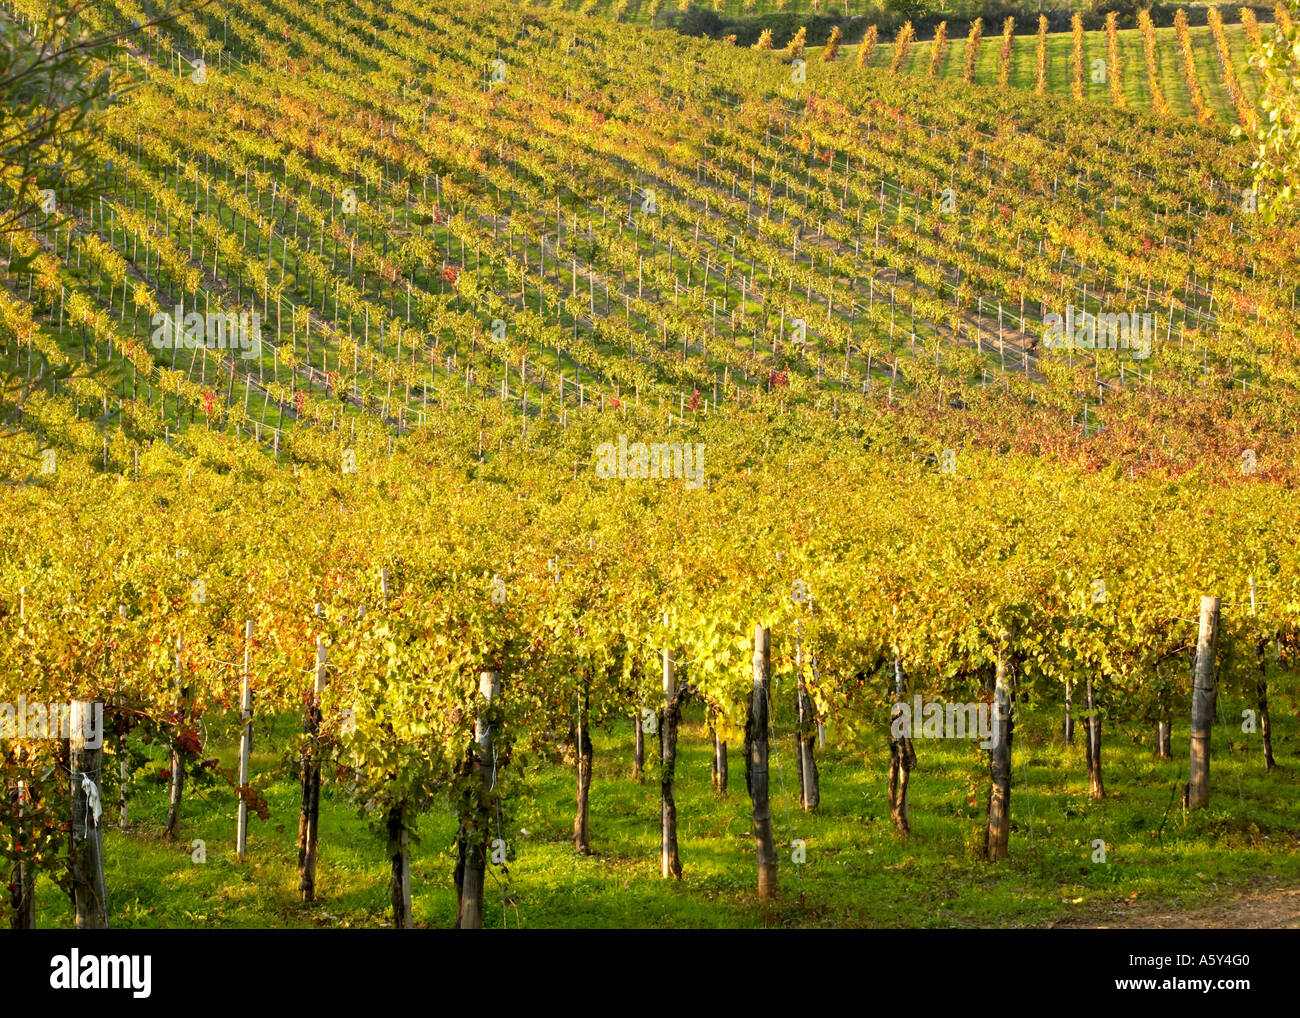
[43,593,1226,928]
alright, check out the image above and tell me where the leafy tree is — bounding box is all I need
[882,0,940,22]
[1088,0,1153,19]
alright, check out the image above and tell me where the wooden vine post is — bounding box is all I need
[887,656,916,833]
[746,623,777,899]
[298,635,326,899]
[660,643,681,879]
[574,675,593,854]
[388,803,413,930]
[1156,677,1172,759]
[1188,595,1221,808]
[8,590,34,928]
[1084,672,1105,800]
[236,619,254,861]
[457,669,501,929]
[1250,577,1276,772]
[10,751,35,929]
[794,619,819,811]
[984,645,1014,862]
[164,636,187,840]
[708,706,727,793]
[115,606,130,832]
[71,699,109,929]
[633,710,644,782]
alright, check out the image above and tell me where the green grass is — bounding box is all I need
[30,682,1300,928]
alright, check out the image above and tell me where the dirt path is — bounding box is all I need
[1047,880,1300,929]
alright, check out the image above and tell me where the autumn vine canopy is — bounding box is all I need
[0,0,1298,960]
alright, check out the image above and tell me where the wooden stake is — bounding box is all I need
[71,700,109,928]
[748,623,777,899]
[236,619,254,861]
[457,670,501,929]
[661,643,676,879]
[298,637,326,899]
[984,648,1014,860]
[1188,595,1221,808]
[164,637,187,840]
